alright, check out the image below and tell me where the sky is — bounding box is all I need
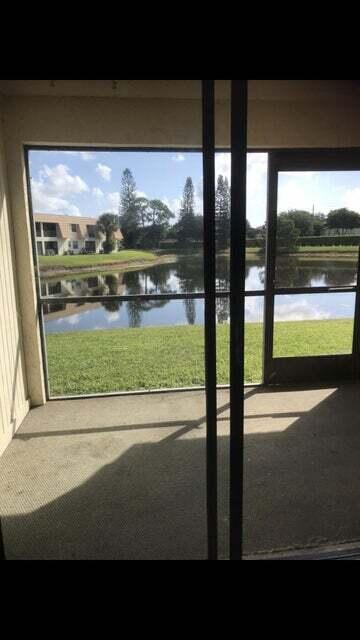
[28,150,360,228]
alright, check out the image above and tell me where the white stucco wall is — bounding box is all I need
[0,99,29,455]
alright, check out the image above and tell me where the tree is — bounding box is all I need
[96,213,119,254]
[120,168,137,212]
[135,196,150,228]
[191,215,204,241]
[181,176,195,216]
[146,199,174,227]
[215,175,230,248]
[313,213,326,236]
[177,177,197,243]
[276,213,300,253]
[326,208,360,234]
[173,215,203,244]
[278,210,314,237]
[138,199,174,248]
[119,168,140,247]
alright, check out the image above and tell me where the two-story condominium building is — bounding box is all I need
[34,213,123,255]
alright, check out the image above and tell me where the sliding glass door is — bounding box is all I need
[264,150,360,385]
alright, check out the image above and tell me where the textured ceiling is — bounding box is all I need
[1,79,359,102]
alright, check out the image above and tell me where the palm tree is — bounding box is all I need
[96,213,120,254]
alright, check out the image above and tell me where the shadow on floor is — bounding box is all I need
[2,433,209,560]
[2,385,360,559]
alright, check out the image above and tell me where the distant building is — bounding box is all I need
[34,213,123,255]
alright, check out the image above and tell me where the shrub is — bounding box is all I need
[102,239,115,254]
[297,235,360,247]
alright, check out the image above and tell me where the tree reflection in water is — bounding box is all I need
[101,275,123,313]
[124,269,169,328]
[184,299,196,325]
[216,297,230,324]
[176,256,204,326]
[42,253,358,327]
[274,256,357,288]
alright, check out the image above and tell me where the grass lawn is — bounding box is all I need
[246,246,358,256]
[38,249,158,270]
[297,245,359,254]
[46,319,354,396]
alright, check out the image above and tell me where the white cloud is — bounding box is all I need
[107,312,120,323]
[246,153,268,227]
[215,153,231,181]
[96,163,112,181]
[106,190,149,214]
[80,151,95,161]
[162,196,183,218]
[107,192,120,213]
[245,297,263,323]
[344,187,360,213]
[277,178,315,212]
[31,163,88,216]
[31,186,81,216]
[280,171,315,177]
[172,153,185,163]
[274,298,330,321]
[213,152,268,227]
[38,164,88,195]
[59,150,95,161]
[92,187,104,198]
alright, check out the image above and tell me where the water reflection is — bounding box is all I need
[216,297,230,324]
[41,255,357,300]
[275,256,357,288]
[42,254,358,333]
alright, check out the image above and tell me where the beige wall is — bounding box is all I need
[2,80,360,420]
[0,100,29,456]
[3,81,360,152]
[2,102,46,408]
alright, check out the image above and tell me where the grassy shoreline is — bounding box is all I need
[39,245,359,273]
[230,246,358,258]
[46,319,353,395]
[38,250,176,277]
[297,246,359,255]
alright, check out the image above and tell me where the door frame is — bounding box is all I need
[263,149,360,385]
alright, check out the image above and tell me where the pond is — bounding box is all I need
[42,254,358,334]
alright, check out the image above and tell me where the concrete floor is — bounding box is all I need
[1,384,360,559]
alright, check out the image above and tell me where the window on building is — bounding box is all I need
[71,224,77,232]
[87,277,98,288]
[87,225,96,238]
[35,222,41,236]
[44,241,58,255]
[48,281,62,296]
[73,241,78,249]
[43,223,57,237]
[85,241,96,252]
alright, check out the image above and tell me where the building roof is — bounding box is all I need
[34,213,98,225]
[34,213,123,241]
